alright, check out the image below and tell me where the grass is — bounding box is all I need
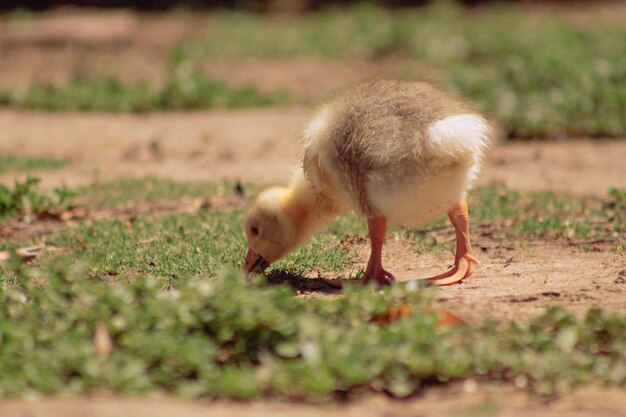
[1,1,624,396]
[173,3,402,59]
[1,177,624,282]
[1,199,350,284]
[0,155,68,175]
[1,3,624,137]
[606,187,626,233]
[389,185,625,254]
[0,177,624,399]
[75,177,245,207]
[469,186,615,241]
[0,73,289,112]
[174,2,626,138]
[0,177,75,222]
[0,267,623,399]
[37,210,349,285]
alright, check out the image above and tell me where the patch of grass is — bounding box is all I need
[3,8,35,24]
[2,178,623,288]
[0,155,69,175]
[0,74,289,112]
[5,177,624,271]
[0,178,344,283]
[14,78,158,112]
[447,24,626,138]
[76,177,247,207]
[394,184,624,250]
[173,3,403,59]
[2,4,623,137]
[34,209,350,285]
[0,267,623,399]
[0,177,349,283]
[605,188,626,232]
[1,178,624,398]
[45,210,247,283]
[0,90,13,106]
[0,177,76,222]
[176,2,626,138]
[469,185,608,240]
[160,68,289,110]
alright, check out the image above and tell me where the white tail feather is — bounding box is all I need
[426,114,489,158]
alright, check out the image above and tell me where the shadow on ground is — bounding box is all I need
[265,270,348,295]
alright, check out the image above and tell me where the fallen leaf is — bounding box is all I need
[0,226,15,238]
[373,305,465,327]
[37,206,89,221]
[429,308,466,327]
[0,245,47,263]
[375,304,413,326]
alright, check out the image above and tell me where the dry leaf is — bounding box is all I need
[375,304,413,326]
[375,305,465,327]
[429,308,465,327]
[16,245,46,260]
[37,207,88,221]
[0,245,47,263]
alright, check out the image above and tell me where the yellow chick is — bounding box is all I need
[244,79,492,286]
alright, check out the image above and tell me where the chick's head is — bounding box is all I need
[243,187,298,274]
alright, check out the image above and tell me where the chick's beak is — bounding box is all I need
[244,247,269,275]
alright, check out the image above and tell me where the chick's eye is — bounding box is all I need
[250,226,259,236]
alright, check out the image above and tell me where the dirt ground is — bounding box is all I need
[2,109,626,196]
[2,384,626,417]
[0,4,625,416]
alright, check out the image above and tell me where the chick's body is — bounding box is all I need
[245,79,491,286]
[303,80,488,227]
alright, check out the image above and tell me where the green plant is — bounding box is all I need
[1,178,624,399]
[0,177,76,221]
[76,177,242,207]
[175,2,626,138]
[0,74,289,113]
[161,68,288,110]
[605,188,626,231]
[0,156,69,175]
[0,90,13,106]
[0,267,623,399]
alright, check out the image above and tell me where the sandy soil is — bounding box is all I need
[0,10,206,89]
[2,384,626,417]
[0,5,625,416]
[1,109,626,196]
[345,241,625,322]
[0,8,423,97]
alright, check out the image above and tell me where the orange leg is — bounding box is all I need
[424,200,480,286]
[363,217,396,286]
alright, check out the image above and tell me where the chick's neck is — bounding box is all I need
[281,173,339,246]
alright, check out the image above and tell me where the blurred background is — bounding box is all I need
[1,0,625,139]
[1,0,608,11]
[1,0,625,191]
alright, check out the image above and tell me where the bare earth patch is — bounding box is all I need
[336,240,625,323]
[1,384,625,417]
[1,109,625,197]
[0,10,205,90]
